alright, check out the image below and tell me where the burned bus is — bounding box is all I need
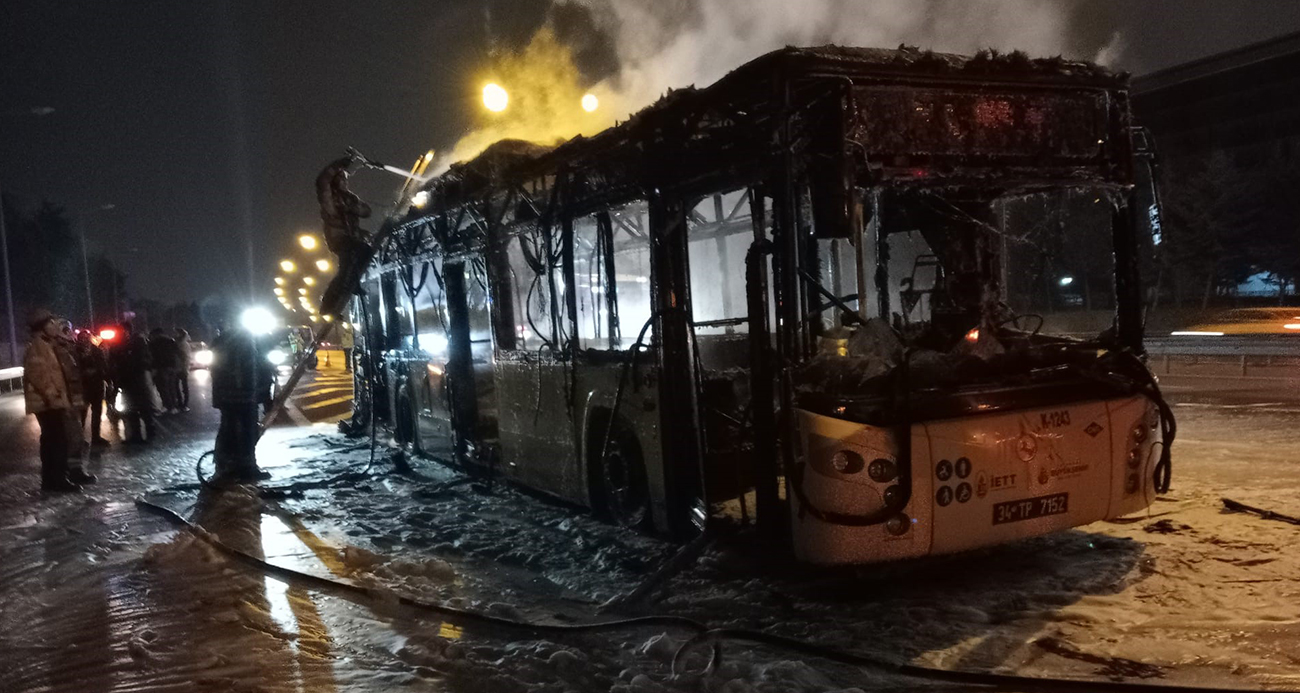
[355,45,1171,564]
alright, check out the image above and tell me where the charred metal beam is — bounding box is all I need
[649,194,707,539]
[443,261,480,462]
[745,192,783,543]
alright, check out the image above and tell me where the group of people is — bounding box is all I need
[23,308,194,492]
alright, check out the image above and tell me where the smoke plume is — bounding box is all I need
[439,0,1110,169]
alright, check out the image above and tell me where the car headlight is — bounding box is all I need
[193,349,214,367]
[267,349,287,366]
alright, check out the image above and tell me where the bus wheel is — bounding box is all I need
[596,422,651,530]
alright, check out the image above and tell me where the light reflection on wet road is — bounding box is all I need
[0,370,1298,691]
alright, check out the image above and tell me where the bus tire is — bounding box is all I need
[590,415,651,531]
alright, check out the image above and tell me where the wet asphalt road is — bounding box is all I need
[1,368,1298,692]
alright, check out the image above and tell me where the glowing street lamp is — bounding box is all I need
[280,259,296,273]
[581,94,599,112]
[315,259,331,272]
[298,287,309,295]
[303,276,316,286]
[274,276,286,286]
[240,306,277,335]
[298,234,319,251]
[274,288,285,296]
[482,83,508,112]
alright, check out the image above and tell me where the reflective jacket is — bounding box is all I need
[24,335,70,414]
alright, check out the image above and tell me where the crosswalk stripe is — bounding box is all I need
[301,395,355,411]
[293,386,354,399]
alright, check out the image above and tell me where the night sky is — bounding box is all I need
[2,0,1298,306]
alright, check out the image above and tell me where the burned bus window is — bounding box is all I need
[687,190,752,335]
[609,201,652,347]
[573,213,611,350]
[999,188,1117,335]
[465,260,494,354]
[411,260,449,356]
[505,231,561,352]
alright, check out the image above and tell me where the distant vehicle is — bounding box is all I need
[191,341,213,369]
[1172,308,1300,336]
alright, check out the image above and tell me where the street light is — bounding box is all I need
[483,83,508,112]
[78,203,116,329]
[303,276,316,286]
[315,259,331,272]
[274,276,286,286]
[274,287,285,296]
[298,287,308,295]
[280,259,296,273]
[298,234,318,251]
[0,106,54,365]
[239,306,277,334]
[582,94,599,112]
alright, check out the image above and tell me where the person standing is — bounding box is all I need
[174,328,193,411]
[110,321,156,443]
[338,321,355,372]
[23,310,91,492]
[211,324,273,483]
[75,331,112,446]
[149,328,180,414]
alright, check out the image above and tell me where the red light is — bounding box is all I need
[965,328,980,343]
[99,328,117,341]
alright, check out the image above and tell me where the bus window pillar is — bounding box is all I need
[443,261,480,461]
[1112,193,1145,352]
[649,195,707,538]
[745,190,784,544]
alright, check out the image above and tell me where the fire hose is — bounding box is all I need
[135,496,1279,693]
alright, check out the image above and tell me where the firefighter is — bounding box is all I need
[23,310,93,491]
[149,327,181,413]
[316,149,378,317]
[74,330,112,447]
[53,321,93,471]
[210,322,273,483]
[174,328,193,411]
[111,321,156,444]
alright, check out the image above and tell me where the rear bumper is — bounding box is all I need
[791,395,1161,564]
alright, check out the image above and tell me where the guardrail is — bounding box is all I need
[1145,337,1300,377]
[1146,337,1300,357]
[0,366,22,394]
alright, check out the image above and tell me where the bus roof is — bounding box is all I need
[408,44,1133,223]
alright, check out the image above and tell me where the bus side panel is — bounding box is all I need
[414,354,456,457]
[573,361,668,532]
[493,358,583,503]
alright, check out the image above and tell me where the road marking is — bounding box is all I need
[284,403,311,426]
[301,395,354,411]
[293,386,354,399]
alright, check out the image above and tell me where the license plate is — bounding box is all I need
[992,493,1069,525]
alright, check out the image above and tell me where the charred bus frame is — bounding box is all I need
[358,46,1167,559]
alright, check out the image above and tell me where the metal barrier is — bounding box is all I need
[1145,338,1300,377]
